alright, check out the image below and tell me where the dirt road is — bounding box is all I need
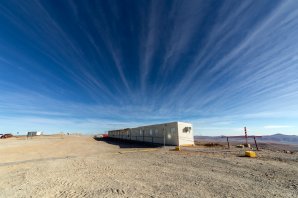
[0,136,297,197]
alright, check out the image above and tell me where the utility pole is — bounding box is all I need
[163,128,166,148]
[244,127,248,146]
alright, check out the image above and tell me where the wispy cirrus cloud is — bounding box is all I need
[0,1,298,135]
[264,125,293,129]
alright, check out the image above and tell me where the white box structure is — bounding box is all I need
[108,122,194,146]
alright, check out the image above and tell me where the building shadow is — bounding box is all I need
[94,137,163,149]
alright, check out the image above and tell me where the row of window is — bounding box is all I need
[109,127,177,136]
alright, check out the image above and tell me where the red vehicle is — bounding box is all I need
[0,134,13,139]
[93,134,108,141]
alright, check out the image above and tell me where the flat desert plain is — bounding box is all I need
[0,135,297,198]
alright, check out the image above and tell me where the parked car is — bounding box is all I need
[93,134,108,141]
[1,134,13,139]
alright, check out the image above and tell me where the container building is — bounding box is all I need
[108,122,194,146]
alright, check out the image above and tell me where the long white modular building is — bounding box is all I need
[108,122,194,146]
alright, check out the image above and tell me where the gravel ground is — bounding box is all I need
[0,136,297,197]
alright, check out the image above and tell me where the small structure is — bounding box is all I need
[36,131,43,136]
[27,131,43,136]
[108,122,194,146]
[27,131,43,138]
[27,131,37,137]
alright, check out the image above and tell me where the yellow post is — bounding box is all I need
[175,146,181,151]
[245,151,256,158]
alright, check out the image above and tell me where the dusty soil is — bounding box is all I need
[0,136,297,198]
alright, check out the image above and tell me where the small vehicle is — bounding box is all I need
[102,134,108,138]
[1,134,13,139]
[93,134,108,141]
[94,134,103,139]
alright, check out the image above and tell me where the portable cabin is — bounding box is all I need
[108,122,194,146]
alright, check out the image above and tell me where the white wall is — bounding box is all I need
[177,122,194,146]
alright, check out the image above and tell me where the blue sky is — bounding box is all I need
[0,0,298,135]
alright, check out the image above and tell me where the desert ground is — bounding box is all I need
[0,135,297,198]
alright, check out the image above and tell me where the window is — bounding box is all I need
[150,129,152,136]
[155,129,158,135]
[183,127,191,133]
[170,127,176,134]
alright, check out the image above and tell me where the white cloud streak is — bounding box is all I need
[264,125,293,129]
[1,1,298,135]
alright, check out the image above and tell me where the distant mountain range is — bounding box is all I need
[260,133,298,144]
[195,134,298,144]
